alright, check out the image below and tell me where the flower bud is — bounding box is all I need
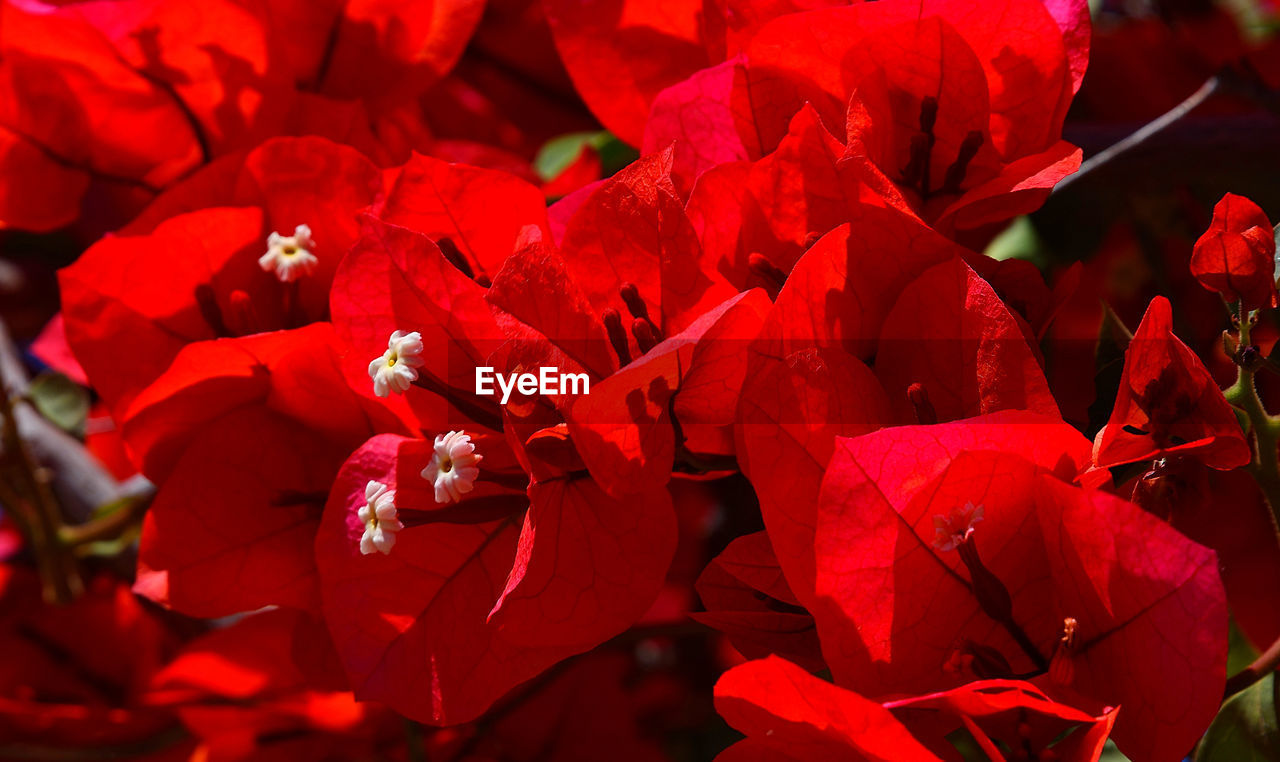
[1048,617,1079,687]
[1191,193,1275,310]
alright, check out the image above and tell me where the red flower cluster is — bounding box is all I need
[4,0,1279,760]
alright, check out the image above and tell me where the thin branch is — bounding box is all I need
[1225,631,1280,698]
[1,386,80,602]
[1223,310,1280,700]
[1054,76,1221,195]
[0,317,157,601]
[57,488,152,547]
[1224,313,1280,531]
[0,318,138,523]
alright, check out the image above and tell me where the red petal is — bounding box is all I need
[120,323,394,481]
[736,333,893,605]
[1190,192,1277,309]
[559,149,734,338]
[642,56,763,189]
[486,238,618,381]
[330,215,506,429]
[886,680,1116,762]
[0,127,89,231]
[568,290,767,496]
[543,0,712,145]
[298,0,486,102]
[316,435,674,724]
[1093,296,1250,470]
[875,257,1060,423]
[379,153,552,281]
[714,656,938,761]
[694,532,825,672]
[1034,479,1226,762]
[60,207,264,412]
[137,407,353,616]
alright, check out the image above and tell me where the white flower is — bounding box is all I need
[259,224,318,283]
[422,431,482,504]
[932,501,984,552]
[368,330,425,397]
[358,480,403,555]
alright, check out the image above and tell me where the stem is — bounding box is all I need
[0,317,148,601]
[1224,311,1280,531]
[57,491,152,547]
[0,318,127,522]
[1225,631,1280,698]
[403,719,426,762]
[674,446,740,474]
[1220,311,1280,699]
[1054,76,1221,195]
[1002,617,1049,673]
[0,389,81,603]
[411,373,505,433]
[283,280,300,330]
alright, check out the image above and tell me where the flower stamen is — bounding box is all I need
[358,480,403,555]
[932,501,983,552]
[259,224,318,283]
[369,330,425,397]
[422,431,483,504]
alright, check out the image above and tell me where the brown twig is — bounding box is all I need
[1054,75,1221,195]
[57,489,152,547]
[0,317,142,522]
[0,317,155,601]
[1,386,81,602]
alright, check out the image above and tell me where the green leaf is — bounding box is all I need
[73,536,137,559]
[1229,619,1261,677]
[1098,740,1133,762]
[534,131,638,184]
[984,216,1049,266]
[589,131,639,176]
[1196,674,1280,762]
[27,372,89,437]
[535,131,599,181]
[945,726,986,761]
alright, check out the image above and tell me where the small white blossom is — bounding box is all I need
[358,480,403,555]
[422,431,482,504]
[368,330,425,397]
[932,501,984,552]
[259,224,318,282]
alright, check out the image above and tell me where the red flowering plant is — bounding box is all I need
[5,1,1280,761]
[714,655,1117,761]
[0,0,557,237]
[315,149,773,723]
[811,416,1225,762]
[645,0,1089,235]
[56,135,404,616]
